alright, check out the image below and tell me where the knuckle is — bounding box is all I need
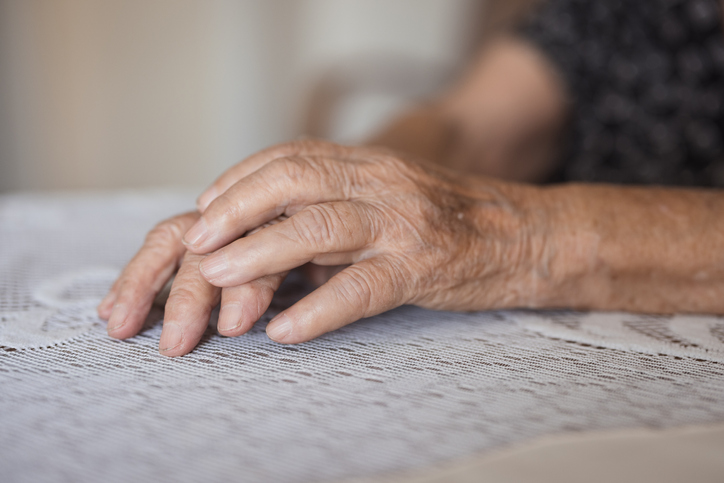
[117,262,155,291]
[167,286,196,306]
[269,151,356,200]
[335,267,374,314]
[379,258,410,303]
[146,217,186,248]
[256,282,276,303]
[254,285,275,318]
[214,192,244,223]
[167,284,207,309]
[210,179,226,195]
[325,159,357,196]
[269,156,314,183]
[116,280,153,306]
[371,153,418,186]
[291,205,338,250]
[257,273,285,291]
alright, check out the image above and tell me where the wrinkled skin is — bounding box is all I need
[98,30,724,356]
[98,140,547,356]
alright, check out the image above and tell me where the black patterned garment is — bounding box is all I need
[518,0,724,186]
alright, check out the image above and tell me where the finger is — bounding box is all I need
[217,272,288,336]
[196,139,353,212]
[199,202,375,287]
[97,277,122,319]
[184,155,360,254]
[98,263,138,317]
[265,257,408,344]
[105,212,199,340]
[159,252,221,357]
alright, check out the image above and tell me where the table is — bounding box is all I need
[1,189,723,482]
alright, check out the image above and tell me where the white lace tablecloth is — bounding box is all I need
[1,189,723,483]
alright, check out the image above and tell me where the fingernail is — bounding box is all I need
[218,304,244,333]
[200,253,228,280]
[267,313,294,342]
[108,304,128,332]
[183,217,209,247]
[159,323,183,352]
[196,187,218,213]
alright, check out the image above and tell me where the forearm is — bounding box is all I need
[367,36,568,182]
[533,184,724,313]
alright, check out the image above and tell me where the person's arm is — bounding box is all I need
[535,184,724,313]
[187,141,724,346]
[367,36,569,183]
[101,139,724,356]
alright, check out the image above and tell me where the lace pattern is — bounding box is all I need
[516,311,724,363]
[1,190,723,483]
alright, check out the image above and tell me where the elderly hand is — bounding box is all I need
[185,140,550,344]
[99,139,553,356]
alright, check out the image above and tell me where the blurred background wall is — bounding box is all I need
[0,0,507,193]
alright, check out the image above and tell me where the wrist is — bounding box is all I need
[516,184,603,310]
[461,180,568,310]
[454,178,604,311]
